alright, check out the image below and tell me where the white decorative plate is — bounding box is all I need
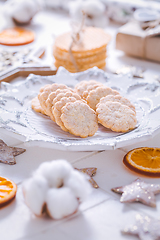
[0,66,160,151]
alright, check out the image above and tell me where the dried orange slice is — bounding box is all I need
[123,147,160,177]
[0,176,17,208]
[0,27,35,46]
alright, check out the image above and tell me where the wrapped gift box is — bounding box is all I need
[116,21,160,62]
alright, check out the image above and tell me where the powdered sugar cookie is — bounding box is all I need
[75,80,100,97]
[97,95,136,113]
[96,102,137,132]
[52,91,81,107]
[82,82,103,100]
[38,84,59,113]
[53,97,78,132]
[31,96,46,115]
[39,84,51,93]
[38,84,70,115]
[46,89,73,121]
[61,100,98,137]
[87,86,120,111]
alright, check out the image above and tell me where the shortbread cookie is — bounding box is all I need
[87,86,120,111]
[75,80,101,97]
[55,59,106,73]
[53,97,77,132]
[38,83,70,114]
[61,100,98,137]
[97,95,136,113]
[82,83,103,100]
[52,91,81,106]
[39,84,51,93]
[96,102,137,132]
[46,89,73,121]
[31,96,46,115]
[38,83,59,112]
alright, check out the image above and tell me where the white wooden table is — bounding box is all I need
[1,8,160,240]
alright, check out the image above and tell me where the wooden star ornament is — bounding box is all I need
[0,46,56,82]
[0,139,26,165]
[111,178,160,207]
[122,214,160,240]
[75,167,99,188]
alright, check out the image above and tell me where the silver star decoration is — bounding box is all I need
[0,47,42,72]
[0,139,26,165]
[122,213,160,240]
[111,178,160,207]
[0,46,55,82]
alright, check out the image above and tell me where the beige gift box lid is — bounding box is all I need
[116,21,160,62]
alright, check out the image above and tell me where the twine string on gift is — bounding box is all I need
[69,11,86,72]
[139,19,160,59]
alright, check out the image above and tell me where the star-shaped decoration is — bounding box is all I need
[0,139,26,165]
[0,46,56,82]
[122,213,160,240]
[111,178,160,207]
[75,167,99,188]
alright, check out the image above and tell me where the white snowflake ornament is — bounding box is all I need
[22,159,92,220]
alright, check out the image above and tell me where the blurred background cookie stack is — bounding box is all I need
[53,26,111,73]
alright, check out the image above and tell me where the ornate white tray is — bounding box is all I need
[0,66,160,151]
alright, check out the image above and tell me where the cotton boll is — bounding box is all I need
[45,0,63,8]
[87,15,108,28]
[46,187,79,219]
[65,170,92,202]
[34,161,52,178]
[47,160,73,188]
[35,160,73,188]
[22,159,92,220]
[69,0,84,20]
[3,0,43,24]
[22,175,48,216]
[83,0,105,17]
[83,0,108,27]
[69,0,108,28]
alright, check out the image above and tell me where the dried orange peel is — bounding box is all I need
[0,27,35,46]
[0,176,17,208]
[123,147,160,177]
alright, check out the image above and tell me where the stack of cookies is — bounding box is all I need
[31,80,137,137]
[53,27,111,73]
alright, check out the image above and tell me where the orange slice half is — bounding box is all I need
[0,27,35,46]
[0,176,17,208]
[123,147,160,177]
